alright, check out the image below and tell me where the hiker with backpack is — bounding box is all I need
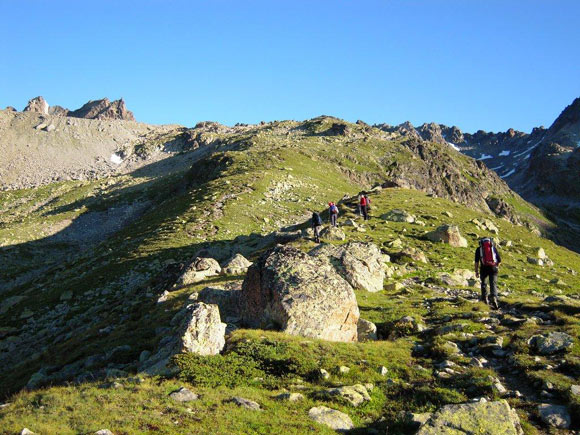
[329,202,339,227]
[475,237,502,309]
[360,194,371,220]
[312,211,323,243]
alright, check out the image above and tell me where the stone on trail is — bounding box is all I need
[175,257,221,286]
[528,331,574,355]
[308,406,354,431]
[239,245,359,342]
[537,403,571,429]
[416,400,523,435]
[169,387,199,402]
[220,253,252,275]
[426,224,468,247]
[94,430,114,435]
[21,430,36,435]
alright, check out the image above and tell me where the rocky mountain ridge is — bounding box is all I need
[374,97,580,199]
[21,96,135,121]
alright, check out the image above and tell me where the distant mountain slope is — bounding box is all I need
[375,97,580,248]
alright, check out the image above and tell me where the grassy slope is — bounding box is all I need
[1,119,579,433]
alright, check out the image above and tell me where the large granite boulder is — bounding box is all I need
[175,257,221,286]
[239,245,359,342]
[426,225,468,247]
[310,242,385,292]
[417,400,523,434]
[179,302,226,355]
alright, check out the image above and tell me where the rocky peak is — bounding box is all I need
[417,122,446,144]
[549,97,580,134]
[68,98,135,121]
[23,96,49,115]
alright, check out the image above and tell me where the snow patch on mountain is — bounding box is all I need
[501,168,516,178]
[498,150,511,156]
[478,153,493,160]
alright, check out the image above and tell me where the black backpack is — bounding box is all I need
[312,212,322,226]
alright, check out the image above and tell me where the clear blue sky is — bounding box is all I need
[1,1,579,132]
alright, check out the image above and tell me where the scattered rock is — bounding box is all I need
[275,392,304,402]
[169,387,199,402]
[320,384,371,407]
[239,245,359,342]
[94,430,114,435]
[570,385,580,396]
[391,247,428,264]
[426,225,468,247]
[319,369,330,380]
[528,332,574,355]
[308,406,354,431]
[382,209,415,223]
[176,257,221,286]
[416,400,523,434]
[537,403,571,429]
[357,318,377,341]
[157,290,170,303]
[378,366,388,376]
[226,396,261,411]
[220,253,252,275]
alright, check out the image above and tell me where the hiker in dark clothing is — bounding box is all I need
[360,194,371,220]
[475,237,502,309]
[329,202,339,227]
[312,212,322,243]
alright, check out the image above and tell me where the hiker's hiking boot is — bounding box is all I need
[481,294,489,305]
[490,298,499,310]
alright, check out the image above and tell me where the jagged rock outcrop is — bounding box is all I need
[23,96,49,115]
[239,245,359,342]
[69,98,135,121]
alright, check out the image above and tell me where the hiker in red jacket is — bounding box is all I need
[475,237,502,309]
[360,194,371,220]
